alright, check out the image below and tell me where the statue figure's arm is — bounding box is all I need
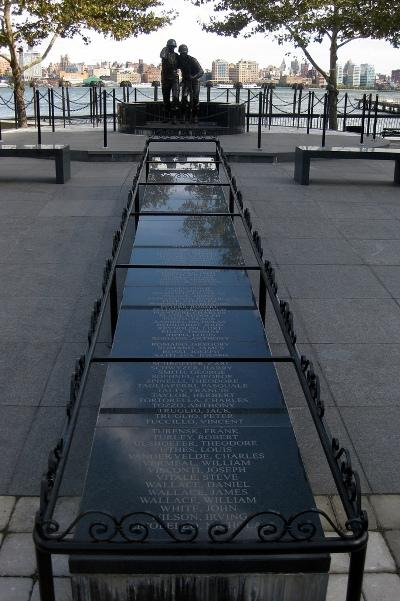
[160,47,168,59]
[191,58,204,80]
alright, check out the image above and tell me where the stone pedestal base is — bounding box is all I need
[72,573,329,601]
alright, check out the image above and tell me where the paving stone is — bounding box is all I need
[373,266,400,298]
[257,216,342,239]
[293,299,400,344]
[0,408,36,492]
[316,200,392,220]
[385,530,400,569]
[364,532,396,573]
[333,218,400,240]
[369,496,400,529]
[278,265,389,299]
[30,577,72,601]
[9,497,39,533]
[312,344,400,408]
[0,533,36,576]
[340,408,400,492]
[315,496,337,532]
[0,497,16,531]
[0,577,33,601]
[8,407,66,496]
[327,574,365,601]
[331,495,378,531]
[363,573,400,601]
[325,532,350,573]
[349,239,400,265]
[0,340,60,406]
[267,237,362,266]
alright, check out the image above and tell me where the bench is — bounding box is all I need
[294,145,400,185]
[0,144,71,183]
[382,129,400,147]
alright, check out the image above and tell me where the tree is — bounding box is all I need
[192,0,393,129]
[0,1,172,127]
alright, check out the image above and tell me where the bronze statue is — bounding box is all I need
[160,39,180,124]
[178,44,204,123]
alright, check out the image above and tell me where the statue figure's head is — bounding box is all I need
[166,39,177,50]
[178,44,188,56]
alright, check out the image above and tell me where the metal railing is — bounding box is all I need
[33,136,368,601]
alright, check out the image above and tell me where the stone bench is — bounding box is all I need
[294,145,400,185]
[0,144,71,183]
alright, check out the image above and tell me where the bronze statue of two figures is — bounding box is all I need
[160,39,204,124]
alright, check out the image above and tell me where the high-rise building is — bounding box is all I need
[229,59,259,83]
[300,62,309,77]
[392,69,400,84]
[360,63,375,88]
[20,47,42,80]
[211,59,229,82]
[290,58,299,75]
[343,60,361,87]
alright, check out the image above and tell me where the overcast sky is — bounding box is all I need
[42,0,400,74]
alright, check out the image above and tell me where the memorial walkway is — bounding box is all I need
[0,128,399,600]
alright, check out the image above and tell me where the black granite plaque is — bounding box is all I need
[125,267,251,288]
[111,307,269,358]
[99,362,287,412]
[134,217,239,248]
[75,424,321,543]
[130,247,245,266]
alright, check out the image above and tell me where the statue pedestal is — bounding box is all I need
[118,101,245,135]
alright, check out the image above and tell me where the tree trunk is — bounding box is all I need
[9,49,28,128]
[327,27,338,130]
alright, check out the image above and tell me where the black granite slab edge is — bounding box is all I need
[70,553,331,574]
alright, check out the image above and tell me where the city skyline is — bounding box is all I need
[37,0,400,74]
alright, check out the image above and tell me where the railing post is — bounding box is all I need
[342,92,348,132]
[0,118,2,141]
[127,85,130,103]
[89,87,93,124]
[322,93,328,147]
[36,90,42,145]
[153,83,158,101]
[366,92,372,136]
[310,91,315,130]
[264,87,269,127]
[257,91,262,149]
[123,84,126,102]
[113,88,117,131]
[259,272,267,325]
[66,86,71,124]
[61,86,66,128]
[134,86,137,102]
[373,94,378,139]
[226,87,229,103]
[292,86,297,126]
[98,84,102,119]
[360,93,366,144]
[35,547,56,601]
[297,87,303,128]
[50,88,55,132]
[207,85,211,103]
[268,87,273,130]
[32,85,37,127]
[346,546,367,601]
[47,88,51,125]
[229,187,234,216]
[246,89,251,132]
[306,91,311,134]
[103,90,108,148]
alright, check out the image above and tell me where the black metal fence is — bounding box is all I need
[1,85,400,135]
